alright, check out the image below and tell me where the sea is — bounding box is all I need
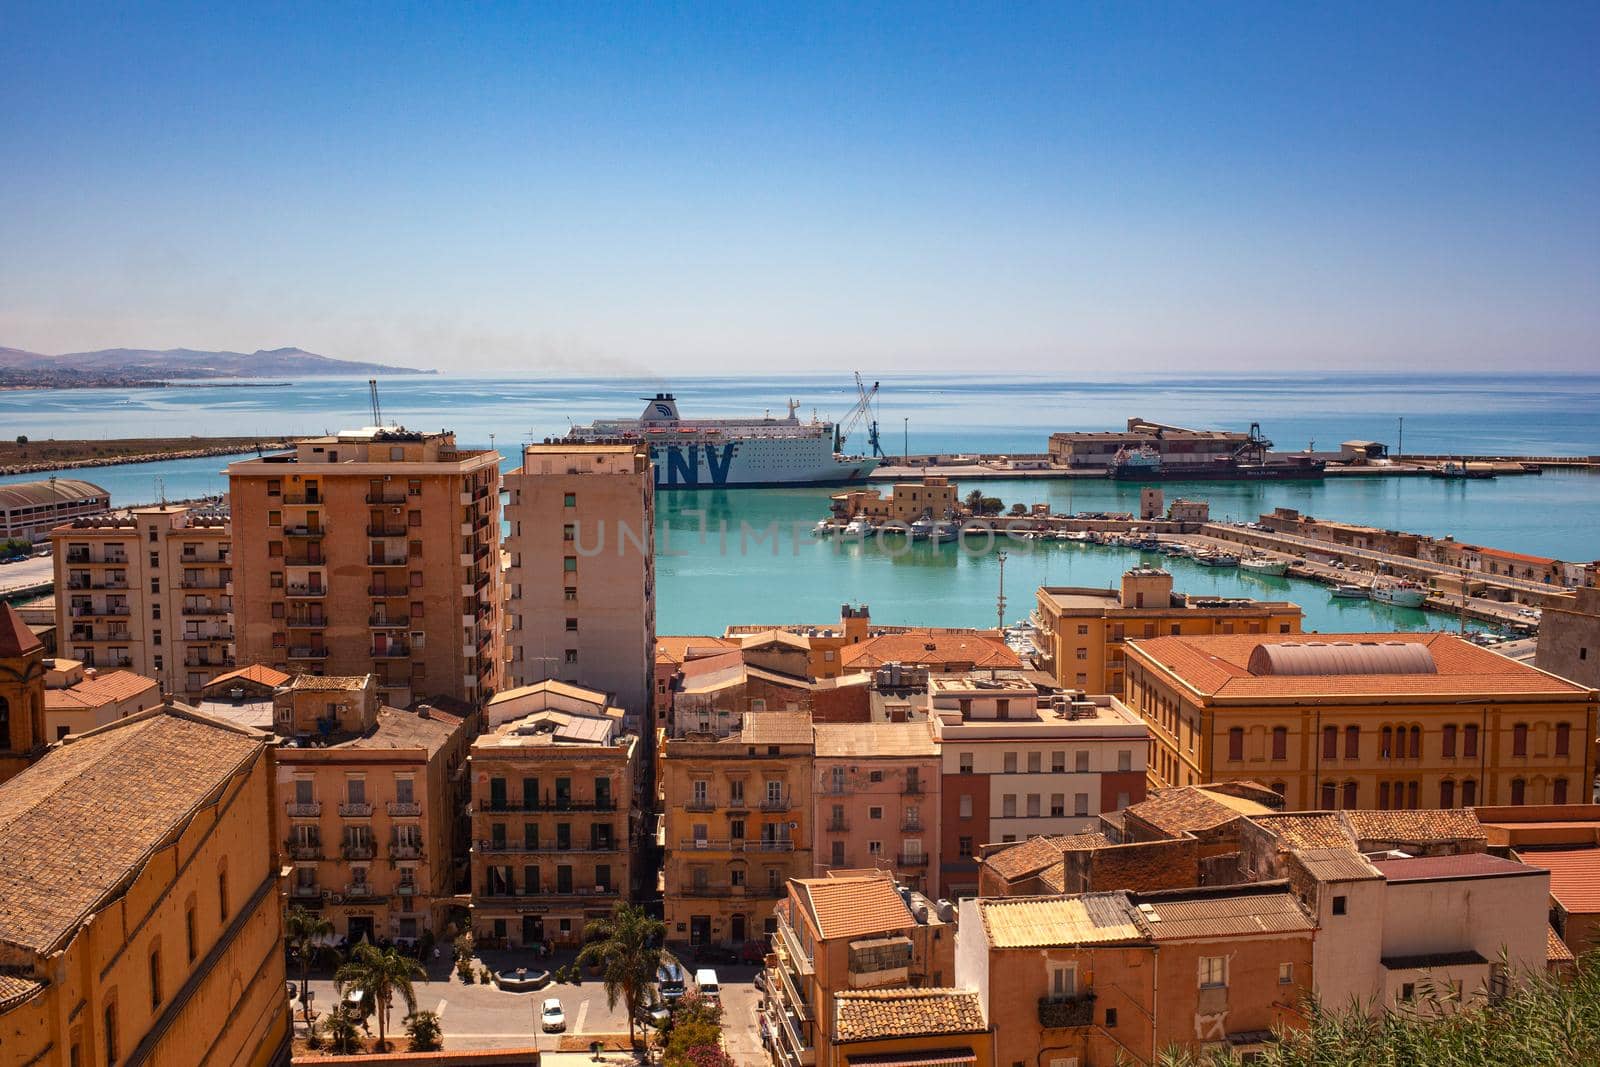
[4,373,1597,634]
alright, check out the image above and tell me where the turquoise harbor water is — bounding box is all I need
[3,374,1597,632]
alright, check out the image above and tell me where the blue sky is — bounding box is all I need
[2,2,1596,375]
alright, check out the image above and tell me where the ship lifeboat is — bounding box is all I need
[678,427,697,434]
[647,428,667,434]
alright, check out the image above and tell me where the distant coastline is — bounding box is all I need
[0,436,300,476]
[0,379,296,391]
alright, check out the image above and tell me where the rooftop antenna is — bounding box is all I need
[368,378,383,427]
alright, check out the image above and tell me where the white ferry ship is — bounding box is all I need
[566,393,881,488]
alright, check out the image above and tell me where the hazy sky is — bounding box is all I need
[3,3,1597,375]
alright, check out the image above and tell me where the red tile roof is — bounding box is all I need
[203,663,291,690]
[797,875,913,940]
[1127,632,1589,700]
[1516,849,1600,913]
[43,670,159,711]
[1371,853,1544,884]
[0,604,42,658]
[656,636,740,666]
[840,632,1021,670]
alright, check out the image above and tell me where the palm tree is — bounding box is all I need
[576,902,672,1051]
[284,905,335,1024]
[334,941,426,1051]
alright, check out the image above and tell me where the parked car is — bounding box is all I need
[694,969,721,1004]
[657,962,687,1003]
[541,997,566,1032]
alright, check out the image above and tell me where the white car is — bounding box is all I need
[541,997,566,1032]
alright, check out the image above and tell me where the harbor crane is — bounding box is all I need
[835,373,884,457]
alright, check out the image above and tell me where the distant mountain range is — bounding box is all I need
[0,345,435,384]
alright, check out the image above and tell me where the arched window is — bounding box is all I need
[1345,726,1360,759]
[1510,778,1526,806]
[1320,782,1336,809]
[1554,778,1569,804]
[1381,726,1394,759]
[1462,778,1478,806]
[1513,724,1529,757]
[1440,779,1456,808]
[1378,782,1391,809]
[1342,781,1357,809]
[1408,726,1421,759]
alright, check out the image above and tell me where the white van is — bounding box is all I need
[694,968,721,1003]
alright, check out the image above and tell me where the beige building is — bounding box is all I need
[505,442,655,722]
[273,674,472,945]
[468,693,638,949]
[227,427,503,706]
[0,478,109,541]
[52,501,235,698]
[661,711,815,948]
[829,476,960,524]
[1537,586,1600,689]
[0,705,290,1066]
[1036,566,1302,694]
[41,657,160,740]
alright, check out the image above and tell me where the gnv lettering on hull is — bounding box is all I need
[649,443,736,486]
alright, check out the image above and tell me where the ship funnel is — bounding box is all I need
[640,395,680,423]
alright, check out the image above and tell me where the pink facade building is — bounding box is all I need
[813,720,943,896]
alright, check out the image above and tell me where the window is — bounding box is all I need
[1198,956,1227,988]
[1440,779,1455,808]
[1554,777,1569,804]
[1052,751,1065,773]
[1378,782,1390,809]
[1409,726,1421,759]
[185,906,197,962]
[565,617,578,631]
[103,999,118,1066]
[1511,777,1526,805]
[1279,962,1294,985]
[867,840,883,857]
[1321,782,1336,809]
[1322,725,1337,760]
[1105,1008,1118,1027]
[1003,752,1018,774]
[1381,726,1393,758]
[563,492,576,507]
[1074,793,1089,817]
[1048,964,1077,999]
[869,806,883,820]
[563,523,575,542]
[1271,726,1287,761]
[1332,895,1347,916]
[1118,749,1132,772]
[1026,794,1040,817]
[563,556,577,572]
[1345,725,1360,759]
[1227,728,1243,762]
[958,836,973,857]
[218,870,229,921]
[1463,724,1479,757]
[1513,723,1528,757]
[1342,781,1357,809]
[1462,778,1477,806]
[1027,752,1041,774]
[959,795,972,819]
[1442,724,1456,758]
[1001,795,1016,818]
[1051,793,1065,817]
[959,752,974,774]
[1075,750,1089,773]
[1401,983,1416,1002]
[148,948,162,1010]
[1556,722,1571,757]
[565,649,578,664]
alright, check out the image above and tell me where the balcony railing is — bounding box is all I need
[896,852,930,867]
[181,604,230,616]
[680,884,785,899]
[179,578,229,589]
[387,800,422,817]
[1037,993,1096,1029]
[285,840,322,860]
[284,525,326,538]
[390,843,424,860]
[476,886,618,902]
[366,525,408,538]
[371,645,411,659]
[340,842,376,860]
[364,492,406,505]
[284,555,326,567]
[902,781,924,795]
[281,493,322,505]
[368,553,408,567]
[288,647,330,659]
[685,799,716,812]
[369,616,411,628]
[477,799,617,813]
[285,584,327,597]
[286,616,326,628]
[825,819,850,833]
[339,802,374,818]
[290,884,323,899]
[367,585,405,597]
[344,883,384,901]
[901,819,924,833]
[749,839,796,852]
[285,801,322,817]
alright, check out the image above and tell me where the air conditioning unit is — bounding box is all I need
[789,821,799,830]
[391,507,402,515]
[384,474,393,481]
[329,893,344,904]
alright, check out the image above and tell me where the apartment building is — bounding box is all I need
[504,442,654,722]
[813,721,942,892]
[1124,632,1599,810]
[227,427,503,707]
[828,476,960,524]
[930,675,1149,898]
[0,705,290,1066]
[468,701,638,950]
[957,884,1315,1066]
[661,711,814,948]
[273,674,471,945]
[0,603,48,783]
[51,501,235,697]
[1035,566,1302,694]
[765,873,965,1067]
[41,657,159,739]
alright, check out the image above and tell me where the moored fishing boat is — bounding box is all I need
[1331,583,1369,599]
[1370,579,1427,607]
[1240,555,1288,576]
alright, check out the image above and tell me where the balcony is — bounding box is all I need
[371,645,411,659]
[339,802,374,818]
[825,819,850,833]
[390,843,424,860]
[680,884,784,899]
[364,491,407,505]
[387,800,422,817]
[760,793,793,812]
[749,839,796,852]
[285,840,323,860]
[181,604,230,616]
[288,647,330,660]
[397,883,417,896]
[366,525,408,538]
[285,801,322,818]
[183,656,235,669]
[284,554,326,567]
[284,525,326,538]
[281,493,322,505]
[286,616,327,628]
[896,852,930,867]
[367,585,405,597]
[69,605,130,618]
[344,883,384,901]
[1037,993,1096,1029]
[67,578,127,591]
[369,615,411,628]
[476,798,618,814]
[340,841,376,860]
[685,799,716,813]
[368,553,408,567]
[179,578,229,589]
[290,884,323,900]
[902,781,924,795]
[285,584,327,598]
[901,818,924,833]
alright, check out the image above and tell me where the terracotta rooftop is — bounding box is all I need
[1250,813,1353,851]
[1515,849,1600,913]
[796,875,913,940]
[0,706,264,954]
[0,971,45,1011]
[1341,808,1485,845]
[978,893,1145,948]
[202,663,292,691]
[814,720,937,758]
[739,710,814,746]
[840,632,1021,671]
[288,707,463,756]
[1287,847,1383,883]
[983,833,1109,881]
[833,989,986,1043]
[1371,853,1544,884]
[656,635,739,666]
[0,604,43,658]
[1137,889,1314,941]
[43,670,159,711]
[288,674,370,691]
[1127,632,1590,700]
[1549,925,1577,964]
[739,628,811,650]
[1125,786,1273,836]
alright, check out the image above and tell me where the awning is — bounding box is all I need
[844,1051,977,1067]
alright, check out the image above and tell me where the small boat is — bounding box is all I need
[932,520,960,543]
[1135,538,1163,551]
[1331,583,1369,599]
[1430,460,1495,480]
[811,520,837,537]
[1370,579,1427,608]
[842,518,876,538]
[1239,556,1288,577]
[1194,551,1240,568]
[1066,531,1093,543]
[909,515,936,541]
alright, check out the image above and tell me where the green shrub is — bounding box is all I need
[405,1010,444,1052]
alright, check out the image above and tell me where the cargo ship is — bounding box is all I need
[566,393,881,488]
